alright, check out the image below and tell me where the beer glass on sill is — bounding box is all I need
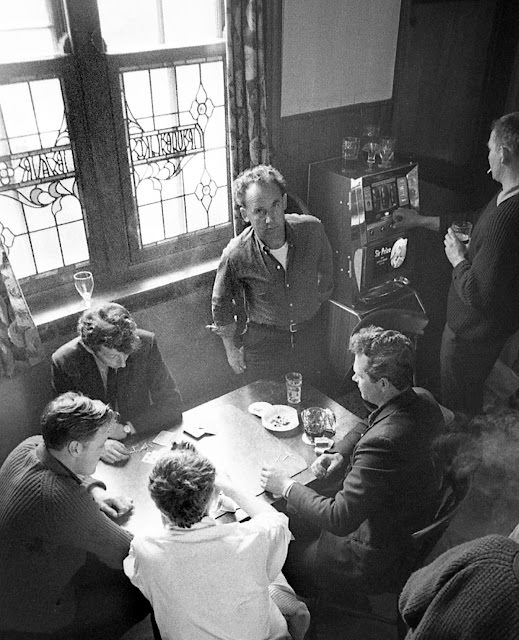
[73,271,94,308]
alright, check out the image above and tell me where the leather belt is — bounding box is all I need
[249,320,312,333]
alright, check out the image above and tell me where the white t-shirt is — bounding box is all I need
[124,511,290,640]
[269,242,288,270]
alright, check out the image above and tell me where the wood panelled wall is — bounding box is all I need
[275,101,393,203]
[268,0,519,207]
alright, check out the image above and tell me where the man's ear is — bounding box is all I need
[379,377,388,389]
[240,206,249,223]
[501,145,512,165]
[68,440,82,458]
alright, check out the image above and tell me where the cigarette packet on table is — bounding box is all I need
[314,436,334,455]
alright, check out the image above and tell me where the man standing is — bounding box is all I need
[0,392,150,640]
[393,112,519,416]
[211,165,334,385]
[261,327,444,598]
[51,302,182,463]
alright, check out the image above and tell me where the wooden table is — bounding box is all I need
[94,379,360,533]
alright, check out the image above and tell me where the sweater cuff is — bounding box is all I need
[82,475,107,492]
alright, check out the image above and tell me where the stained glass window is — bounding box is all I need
[121,59,228,247]
[0,0,230,295]
[0,79,89,278]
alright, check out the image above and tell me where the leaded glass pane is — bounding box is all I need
[163,197,187,238]
[0,1,62,63]
[58,220,89,265]
[0,78,90,279]
[121,59,229,248]
[98,0,223,53]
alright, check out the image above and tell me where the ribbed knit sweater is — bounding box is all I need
[0,436,132,634]
[400,535,519,639]
[443,193,519,341]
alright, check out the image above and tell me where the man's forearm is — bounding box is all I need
[223,484,277,518]
[416,215,440,232]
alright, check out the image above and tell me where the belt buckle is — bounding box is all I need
[289,322,298,333]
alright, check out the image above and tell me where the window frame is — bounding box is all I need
[0,0,233,308]
[106,43,232,266]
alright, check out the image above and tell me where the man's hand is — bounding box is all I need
[311,452,344,479]
[109,421,134,441]
[226,344,246,375]
[260,464,292,496]
[444,227,467,267]
[392,207,420,229]
[214,469,235,496]
[90,486,134,519]
[100,439,130,465]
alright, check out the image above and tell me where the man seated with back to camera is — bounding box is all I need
[210,164,334,386]
[51,301,182,464]
[0,392,150,640]
[260,326,445,601]
[124,441,310,640]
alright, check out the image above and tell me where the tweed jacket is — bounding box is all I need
[286,388,444,592]
[51,329,182,433]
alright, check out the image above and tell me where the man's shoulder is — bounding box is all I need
[370,389,442,437]
[221,226,254,257]
[244,510,289,536]
[285,213,322,227]
[285,212,321,223]
[1,436,42,472]
[51,337,83,362]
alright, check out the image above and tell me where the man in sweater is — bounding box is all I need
[51,302,183,464]
[0,392,150,639]
[210,164,333,385]
[399,534,519,639]
[393,112,519,416]
[260,327,445,598]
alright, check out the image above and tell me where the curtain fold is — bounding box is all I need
[225,0,270,234]
[0,238,44,377]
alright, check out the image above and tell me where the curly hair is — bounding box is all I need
[148,442,216,528]
[349,325,414,391]
[492,112,519,158]
[78,302,140,355]
[233,164,287,208]
[41,391,116,450]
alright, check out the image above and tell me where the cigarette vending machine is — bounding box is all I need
[307,157,427,379]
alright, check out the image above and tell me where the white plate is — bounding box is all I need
[261,405,299,433]
[248,401,273,417]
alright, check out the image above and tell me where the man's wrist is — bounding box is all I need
[283,480,296,500]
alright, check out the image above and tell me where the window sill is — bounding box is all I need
[33,258,219,341]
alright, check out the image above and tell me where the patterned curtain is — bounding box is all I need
[225,0,270,234]
[0,238,44,377]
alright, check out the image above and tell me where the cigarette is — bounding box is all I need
[487,169,492,174]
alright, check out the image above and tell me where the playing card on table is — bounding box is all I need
[152,430,179,447]
[183,424,216,439]
[142,449,164,465]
